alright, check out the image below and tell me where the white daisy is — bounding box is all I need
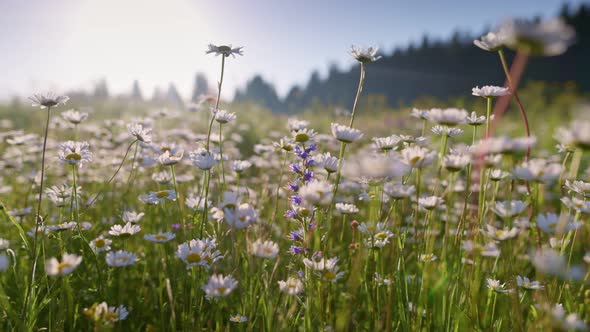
[45,253,82,276]
[202,274,238,300]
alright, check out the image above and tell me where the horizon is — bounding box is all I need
[0,0,586,102]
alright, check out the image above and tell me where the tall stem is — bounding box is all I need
[219,124,226,186]
[485,97,492,138]
[206,56,226,152]
[497,49,531,161]
[22,106,52,320]
[331,62,366,210]
[349,63,366,128]
[200,170,210,238]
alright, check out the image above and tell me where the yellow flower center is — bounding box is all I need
[57,262,72,274]
[156,191,170,198]
[65,152,82,161]
[375,232,388,239]
[324,271,337,280]
[186,253,202,263]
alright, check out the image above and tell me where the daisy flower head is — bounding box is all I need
[401,145,437,169]
[561,196,590,214]
[491,200,528,219]
[565,179,590,198]
[555,121,590,150]
[373,135,400,152]
[158,149,184,166]
[45,253,82,276]
[359,222,393,248]
[513,159,562,183]
[176,238,223,269]
[278,277,304,295]
[229,314,247,323]
[482,224,519,241]
[418,196,444,210]
[0,253,8,272]
[224,203,258,229]
[549,304,587,331]
[143,190,177,204]
[250,239,279,259]
[202,274,238,300]
[349,45,381,63]
[206,44,244,57]
[298,180,333,207]
[331,123,363,143]
[410,108,429,120]
[214,110,236,124]
[108,222,141,238]
[499,17,575,56]
[537,212,579,234]
[516,276,544,291]
[127,122,152,143]
[106,250,137,267]
[122,211,145,223]
[230,160,252,173]
[419,253,438,263]
[486,278,513,293]
[287,118,309,132]
[335,203,359,214]
[0,238,10,250]
[374,272,392,286]
[425,108,468,126]
[29,92,70,109]
[58,141,93,166]
[185,195,211,211]
[83,302,129,324]
[465,111,493,126]
[472,85,510,98]
[144,232,176,243]
[431,125,463,137]
[274,137,294,152]
[90,236,112,253]
[293,128,317,143]
[531,249,585,280]
[442,153,471,172]
[315,152,339,174]
[473,31,506,51]
[303,257,345,282]
[384,183,415,199]
[189,148,218,170]
[61,109,89,125]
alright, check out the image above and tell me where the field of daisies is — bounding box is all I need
[1,18,590,331]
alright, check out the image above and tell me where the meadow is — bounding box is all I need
[1,20,590,331]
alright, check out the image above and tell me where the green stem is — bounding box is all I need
[485,97,492,138]
[219,123,226,186]
[349,63,366,128]
[206,55,225,152]
[22,105,52,320]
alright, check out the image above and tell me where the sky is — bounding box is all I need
[0,0,586,101]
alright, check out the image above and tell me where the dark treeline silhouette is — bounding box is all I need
[234,4,590,113]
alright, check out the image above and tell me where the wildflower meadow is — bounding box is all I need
[1,15,590,332]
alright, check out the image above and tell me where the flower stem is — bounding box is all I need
[219,124,226,186]
[331,62,366,211]
[497,49,531,161]
[349,63,366,128]
[206,56,225,152]
[22,105,52,320]
[485,97,492,138]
